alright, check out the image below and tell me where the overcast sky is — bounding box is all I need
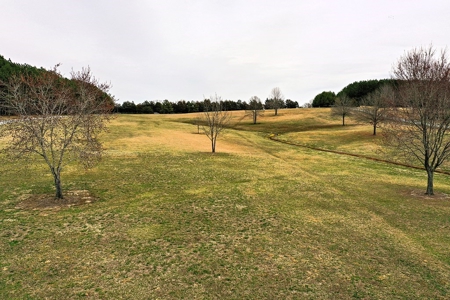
[2,1,449,105]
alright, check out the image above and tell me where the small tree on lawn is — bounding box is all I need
[331,94,354,126]
[201,94,231,153]
[268,87,285,116]
[246,96,264,124]
[353,85,393,135]
[0,66,114,199]
[383,45,450,195]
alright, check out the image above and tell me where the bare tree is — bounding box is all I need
[0,66,114,199]
[193,114,202,134]
[303,99,313,108]
[331,94,354,126]
[353,85,393,135]
[383,45,450,195]
[246,96,264,124]
[201,94,231,153]
[268,87,285,116]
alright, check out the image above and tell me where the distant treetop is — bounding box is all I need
[337,79,396,105]
[312,91,336,107]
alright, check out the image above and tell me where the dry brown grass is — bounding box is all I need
[1,112,449,299]
[106,114,274,156]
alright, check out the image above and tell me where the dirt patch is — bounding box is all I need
[16,190,97,210]
[401,189,450,202]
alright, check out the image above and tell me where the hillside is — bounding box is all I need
[0,55,114,115]
[0,109,449,298]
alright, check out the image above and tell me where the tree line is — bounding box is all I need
[115,97,300,114]
[312,79,398,107]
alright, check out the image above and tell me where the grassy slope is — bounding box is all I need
[0,110,449,299]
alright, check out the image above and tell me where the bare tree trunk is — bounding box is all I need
[342,115,345,126]
[51,167,64,199]
[426,168,434,195]
[212,139,216,153]
[253,111,257,124]
[373,124,376,135]
[274,108,278,116]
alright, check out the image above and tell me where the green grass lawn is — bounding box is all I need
[1,110,449,299]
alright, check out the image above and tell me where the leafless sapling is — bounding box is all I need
[268,87,285,116]
[201,94,231,153]
[331,94,354,126]
[246,96,264,124]
[353,85,393,135]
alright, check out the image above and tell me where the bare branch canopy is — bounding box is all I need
[0,66,114,199]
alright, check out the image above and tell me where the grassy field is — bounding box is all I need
[1,109,449,299]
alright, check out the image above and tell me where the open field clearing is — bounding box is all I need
[1,110,450,299]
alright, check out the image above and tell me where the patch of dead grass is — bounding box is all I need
[15,190,97,210]
[107,116,267,155]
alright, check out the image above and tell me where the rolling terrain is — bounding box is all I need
[1,109,449,299]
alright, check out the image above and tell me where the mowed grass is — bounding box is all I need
[0,110,449,299]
